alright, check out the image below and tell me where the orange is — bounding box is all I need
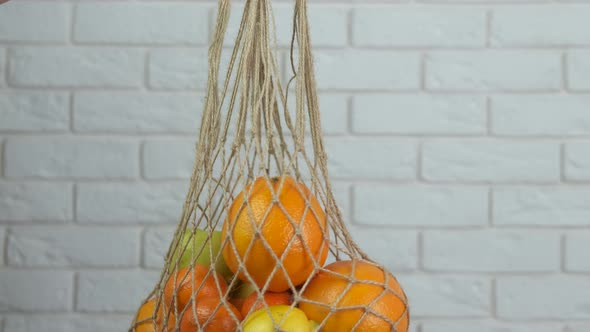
[222,176,329,292]
[240,291,293,318]
[229,297,246,313]
[133,299,176,332]
[163,265,228,314]
[299,260,409,332]
[178,298,242,332]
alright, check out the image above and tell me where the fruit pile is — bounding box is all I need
[133,176,409,332]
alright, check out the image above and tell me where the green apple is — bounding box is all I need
[172,229,232,279]
[230,280,257,300]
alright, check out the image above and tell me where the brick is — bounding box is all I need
[8,47,143,88]
[222,4,348,47]
[422,321,559,332]
[143,227,175,269]
[398,275,490,317]
[330,182,352,223]
[143,139,195,180]
[352,95,486,135]
[313,51,420,90]
[76,183,186,224]
[492,96,590,136]
[422,140,559,182]
[149,48,212,90]
[4,315,131,332]
[0,92,69,132]
[349,228,417,271]
[566,232,590,272]
[566,323,590,332]
[287,94,349,135]
[569,51,590,90]
[565,142,590,181]
[74,92,202,133]
[492,7,590,46]
[353,7,485,47]
[7,226,140,268]
[75,3,209,45]
[423,230,560,272]
[77,271,159,312]
[494,187,590,226]
[426,51,561,91]
[354,185,488,226]
[497,276,590,319]
[0,270,72,312]
[5,138,139,179]
[325,138,416,180]
[0,2,68,42]
[0,183,73,223]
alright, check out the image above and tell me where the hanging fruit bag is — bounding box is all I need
[130,0,410,331]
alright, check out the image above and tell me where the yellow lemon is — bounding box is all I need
[242,305,311,332]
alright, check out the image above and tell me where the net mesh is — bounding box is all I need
[129,0,409,331]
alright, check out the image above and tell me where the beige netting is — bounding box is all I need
[129,0,409,331]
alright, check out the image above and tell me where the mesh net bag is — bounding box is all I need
[130,0,409,331]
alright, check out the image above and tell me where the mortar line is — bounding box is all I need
[490,277,497,318]
[488,187,493,226]
[486,10,493,48]
[0,85,579,94]
[72,183,78,223]
[561,233,567,272]
[144,51,151,90]
[346,7,354,47]
[2,48,8,86]
[140,141,147,181]
[69,1,75,45]
[416,140,424,182]
[139,227,147,268]
[346,95,354,134]
[6,131,590,140]
[486,96,492,136]
[2,227,10,267]
[4,48,10,87]
[5,176,590,186]
[560,143,567,182]
[69,92,75,132]
[561,51,569,91]
[72,271,79,312]
[417,231,424,271]
[0,138,5,178]
[562,52,569,92]
[420,53,427,91]
[348,184,355,225]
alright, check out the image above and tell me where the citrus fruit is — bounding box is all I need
[163,265,228,313]
[241,291,293,317]
[171,229,232,279]
[133,299,175,332]
[242,305,310,332]
[222,176,329,292]
[178,298,241,332]
[299,260,409,332]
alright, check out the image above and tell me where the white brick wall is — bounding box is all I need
[1,1,590,331]
[497,276,590,319]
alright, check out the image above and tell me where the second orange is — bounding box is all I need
[221,176,329,292]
